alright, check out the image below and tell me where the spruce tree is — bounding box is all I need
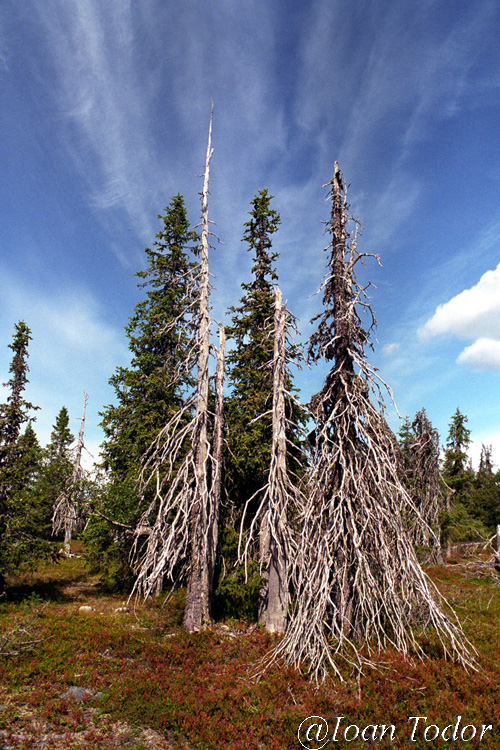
[226,189,281,508]
[101,194,200,482]
[226,190,304,509]
[0,323,53,588]
[223,190,305,621]
[86,195,200,588]
[470,445,500,530]
[442,412,495,544]
[48,407,74,458]
[44,407,77,547]
[442,407,472,481]
[0,323,36,578]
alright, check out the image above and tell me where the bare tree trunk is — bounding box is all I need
[184,107,216,632]
[130,111,222,614]
[262,287,289,633]
[74,392,88,482]
[211,323,225,517]
[240,287,304,633]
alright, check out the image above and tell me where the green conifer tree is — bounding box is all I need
[442,407,472,481]
[48,407,74,458]
[226,189,304,508]
[221,190,305,619]
[100,195,199,481]
[0,323,53,589]
[35,407,77,542]
[441,408,486,547]
[86,195,200,588]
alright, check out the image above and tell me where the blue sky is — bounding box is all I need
[1,0,499,468]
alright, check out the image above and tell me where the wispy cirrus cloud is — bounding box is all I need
[292,0,498,248]
[29,1,165,243]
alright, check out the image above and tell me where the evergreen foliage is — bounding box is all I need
[464,444,500,533]
[226,189,281,506]
[440,408,488,546]
[101,194,200,481]
[39,407,77,541]
[86,195,200,588]
[442,407,472,482]
[0,323,54,588]
[48,407,74,458]
[226,189,304,509]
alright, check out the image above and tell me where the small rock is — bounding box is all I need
[78,605,94,613]
[60,686,93,702]
[114,606,130,613]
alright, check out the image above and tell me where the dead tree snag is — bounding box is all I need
[52,392,88,554]
[130,108,222,632]
[239,287,306,633]
[262,162,474,681]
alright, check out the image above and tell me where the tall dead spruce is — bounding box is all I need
[404,410,442,551]
[239,287,305,633]
[265,162,474,680]
[131,110,224,632]
[52,391,88,554]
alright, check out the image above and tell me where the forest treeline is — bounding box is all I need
[1,140,498,677]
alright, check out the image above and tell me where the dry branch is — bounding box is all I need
[403,410,442,550]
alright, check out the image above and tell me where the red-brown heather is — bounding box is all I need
[0,549,499,749]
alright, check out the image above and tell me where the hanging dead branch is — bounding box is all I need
[259,162,475,681]
[52,392,88,554]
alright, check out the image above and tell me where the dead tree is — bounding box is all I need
[239,287,306,633]
[130,109,223,631]
[52,392,88,554]
[183,106,216,631]
[404,410,442,551]
[262,162,474,681]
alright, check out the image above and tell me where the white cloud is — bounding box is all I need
[419,261,500,372]
[382,342,400,357]
[419,262,500,341]
[456,338,500,372]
